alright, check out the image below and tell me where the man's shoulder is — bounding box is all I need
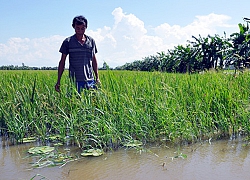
[85,35,95,41]
[63,35,76,42]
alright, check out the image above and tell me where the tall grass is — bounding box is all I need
[1,70,250,148]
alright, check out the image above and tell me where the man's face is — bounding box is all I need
[74,24,86,36]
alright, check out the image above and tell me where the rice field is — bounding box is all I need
[1,70,250,149]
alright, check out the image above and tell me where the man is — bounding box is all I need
[55,15,100,93]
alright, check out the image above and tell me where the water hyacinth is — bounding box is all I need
[0,70,250,149]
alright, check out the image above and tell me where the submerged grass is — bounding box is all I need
[1,70,250,149]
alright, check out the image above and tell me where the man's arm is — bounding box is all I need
[92,54,100,83]
[55,53,67,92]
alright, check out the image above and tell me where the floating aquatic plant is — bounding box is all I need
[22,137,36,143]
[28,146,55,154]
[123,140,143,147]
[81,148,103,157]
[26,146,76,169]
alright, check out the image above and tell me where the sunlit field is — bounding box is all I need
[1,70,250,149]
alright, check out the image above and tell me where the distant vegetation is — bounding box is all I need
[0,64,58,70]
[115,18,250,73]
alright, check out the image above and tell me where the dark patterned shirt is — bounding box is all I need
[59,34,97,81]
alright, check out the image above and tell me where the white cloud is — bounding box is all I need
[0,8,237,68]
[0,35,63,67]
[153,13,235,46]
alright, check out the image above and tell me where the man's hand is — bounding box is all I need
[55,83,61,92]
[96,78,101,84]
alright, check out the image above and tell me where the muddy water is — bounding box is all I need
[1,137,250,180]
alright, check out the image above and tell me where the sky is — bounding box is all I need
[0,0,249,68]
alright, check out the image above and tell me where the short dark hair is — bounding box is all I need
[72,15,88,28]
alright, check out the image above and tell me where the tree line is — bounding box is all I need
[0,64,58,70]
[115,18,250,73]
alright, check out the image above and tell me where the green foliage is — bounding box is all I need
[1,70,250,149]
[116,18,250,73]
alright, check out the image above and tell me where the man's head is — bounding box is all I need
[72,16,88,28]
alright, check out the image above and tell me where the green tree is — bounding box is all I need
[227,19,250,70]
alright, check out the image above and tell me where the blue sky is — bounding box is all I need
[0,0,249,68]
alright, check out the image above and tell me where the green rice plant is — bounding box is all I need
[1,70,250,149]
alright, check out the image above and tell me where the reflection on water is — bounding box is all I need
[1,137,250,180]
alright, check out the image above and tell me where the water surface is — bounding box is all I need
[1,137,250,180]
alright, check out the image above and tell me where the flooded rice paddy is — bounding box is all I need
[1,136,250,180]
